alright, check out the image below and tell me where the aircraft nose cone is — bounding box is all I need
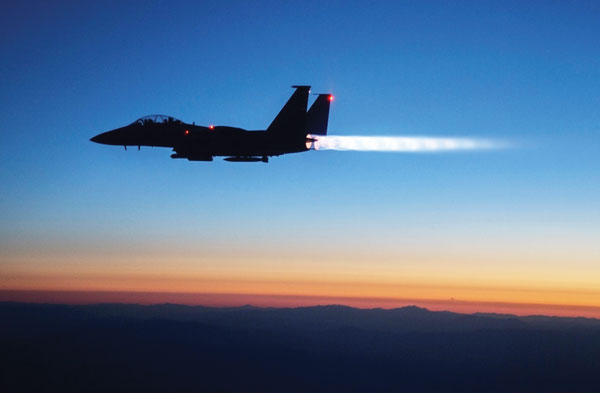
[90,129,119,145]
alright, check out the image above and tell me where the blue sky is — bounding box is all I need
[1,1,599,310]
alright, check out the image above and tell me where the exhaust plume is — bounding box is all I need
[306,135,503,152]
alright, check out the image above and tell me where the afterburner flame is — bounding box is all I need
[307,135,503,152]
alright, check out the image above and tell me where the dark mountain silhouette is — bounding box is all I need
[1,302,599,392]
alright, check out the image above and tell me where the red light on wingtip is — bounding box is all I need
[328,95,334,102]
[209,124,214,130]
[184,129,189,135]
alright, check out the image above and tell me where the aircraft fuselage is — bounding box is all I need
[91,121,308,160]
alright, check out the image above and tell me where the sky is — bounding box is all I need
[1,1,599,317]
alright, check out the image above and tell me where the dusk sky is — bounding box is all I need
[1,1,599,316]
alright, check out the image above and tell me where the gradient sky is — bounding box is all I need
[1,1,599,316]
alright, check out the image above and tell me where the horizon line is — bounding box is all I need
[2,289,600,319]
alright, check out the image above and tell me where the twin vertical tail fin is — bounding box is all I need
[266,86,311,138]
[306,94,332,135]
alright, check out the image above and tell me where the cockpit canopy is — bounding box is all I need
[132,115,182,126]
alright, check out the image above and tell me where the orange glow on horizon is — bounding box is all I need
[2,265,600,318]
[3,266,600,309]
[2,251,600,318]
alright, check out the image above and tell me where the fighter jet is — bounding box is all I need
[90,86,332,163]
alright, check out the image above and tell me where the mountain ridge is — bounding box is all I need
[2,301,599,392]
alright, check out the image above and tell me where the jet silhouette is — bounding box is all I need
[90,86,332,163]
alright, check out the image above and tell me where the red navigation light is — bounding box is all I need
[209,124,215,130]
[184,129,189,135]
[328,95,334,102]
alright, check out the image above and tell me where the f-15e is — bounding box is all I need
[90,86,331,163]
